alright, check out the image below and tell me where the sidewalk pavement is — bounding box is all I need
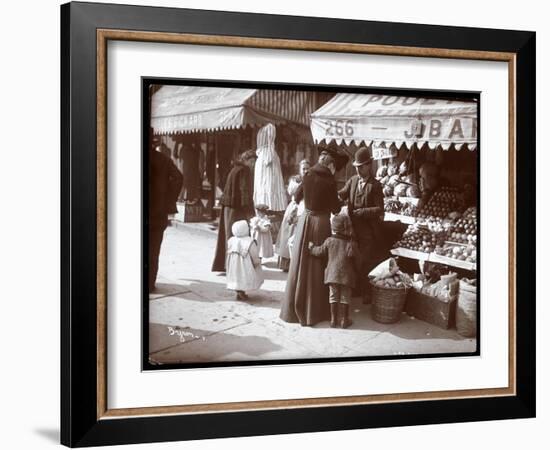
[149,223,476,365]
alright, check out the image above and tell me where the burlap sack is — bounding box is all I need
[456,279,477,337]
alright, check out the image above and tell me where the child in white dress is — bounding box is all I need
[226,220,264,300]
[249,204,274,260]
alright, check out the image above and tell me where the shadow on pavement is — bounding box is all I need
[150,326,285,364]
[152,279,283,308]
[384,316,472,342]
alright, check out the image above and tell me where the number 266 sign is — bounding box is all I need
[325,120,354,136]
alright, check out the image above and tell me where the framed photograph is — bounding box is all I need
[61,1,535,447]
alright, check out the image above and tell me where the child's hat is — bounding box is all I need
[331,214,352,236]
[232,220,250,238]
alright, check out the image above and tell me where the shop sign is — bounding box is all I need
[373,146,398,160]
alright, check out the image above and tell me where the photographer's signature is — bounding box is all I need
[167,326,205,343]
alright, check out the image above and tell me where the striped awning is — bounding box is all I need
[151,86,316,134]
[311,93,478,150]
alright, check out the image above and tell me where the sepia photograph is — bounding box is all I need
[55,1,536,446]
[144,81,480,369]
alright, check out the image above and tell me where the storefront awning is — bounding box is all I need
[311,93,478,150]
[151,86,316,134]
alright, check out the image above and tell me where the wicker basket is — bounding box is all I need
[370,280,409,324]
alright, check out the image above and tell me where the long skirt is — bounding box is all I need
[275,201,298,270]
[275,201,297,258]
[279,211,331,326]
[211,206,248,272]
[254,230,274,258]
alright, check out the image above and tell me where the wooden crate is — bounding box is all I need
[405,290,457,329]
[175,202,204,223]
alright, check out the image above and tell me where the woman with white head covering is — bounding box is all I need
[253,123,288,212]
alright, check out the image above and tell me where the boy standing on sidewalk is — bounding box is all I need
[308,214,360,328]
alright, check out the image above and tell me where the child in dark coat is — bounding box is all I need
[308,214,360,328]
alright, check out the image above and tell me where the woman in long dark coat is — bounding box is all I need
[279,152,342,326]
[211,150,257,272]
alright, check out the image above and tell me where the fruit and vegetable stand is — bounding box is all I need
[308,93,478,336]
[369,257,476,334]
[389,191,478,272]
[390,247,476,272]
[380,188,477,334]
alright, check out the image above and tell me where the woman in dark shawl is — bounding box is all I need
[211,150,257,272]
[279,151,342,326]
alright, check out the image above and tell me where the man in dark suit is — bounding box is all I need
[338,147,384,303]
[149,143,183,291]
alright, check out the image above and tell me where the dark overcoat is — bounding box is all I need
[211,162,255,272]
[280,164,341,326]
[338,174,385,277]
[149,150,183,231]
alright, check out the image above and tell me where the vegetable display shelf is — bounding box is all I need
[391,248,476,272]
[390,247,430,261]
[429,253,476,272]
[384,212,416,225]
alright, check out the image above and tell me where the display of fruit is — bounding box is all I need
[434,243,477,264]
[394,183,409,197]
[389,188,479,268]
[447,211,461,220]
[415,186,462,219]
[462,206,477,220]
[394,225,443,253]
[374,274,407,289]
[371,259,411,289]
[449,209,477,244]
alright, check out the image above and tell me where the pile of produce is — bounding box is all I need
[434,243,477,263]
[394,224,445,253]
[448,206,477,245]
[414,186,462,219]
[420,216,449,233]
[463,206,477,220]
[379,163,421,199]
[389,185,479,267]
[409,270,459,308]
[371,258,412,289]
[384,199,403,214]
[384,198,418,216]
[401,203,418,216]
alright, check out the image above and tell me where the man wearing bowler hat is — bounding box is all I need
[338,146,384,303]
